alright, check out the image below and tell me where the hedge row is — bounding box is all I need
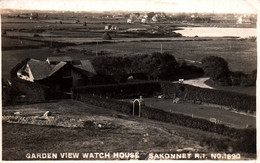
[75,93,132,114]
[160,82,256,112]
[75,94,255,139]
[74,81,256,112]
[74,81,161,99]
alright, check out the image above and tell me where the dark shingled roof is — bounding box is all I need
[24,58,96,80]
[48,62,67,77]
[27,59,52,80]
[73,60,96,75]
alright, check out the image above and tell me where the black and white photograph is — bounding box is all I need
[1,0,258,161]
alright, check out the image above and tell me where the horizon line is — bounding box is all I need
[1,8,257,15]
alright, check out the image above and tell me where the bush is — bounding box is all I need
[73,81,161,99]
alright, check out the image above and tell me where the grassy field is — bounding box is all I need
[73,38,257,73]
[2,38,256,82]
[2,99,240,160]
[141,98,256,129]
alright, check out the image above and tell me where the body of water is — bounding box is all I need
[177,27,257,38]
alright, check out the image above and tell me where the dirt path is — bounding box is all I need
[182,77,213,89]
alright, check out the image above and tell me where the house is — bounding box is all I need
[30,13,39,20]
[152,15,158,22]
[127,19,133,24]
[104,25,119,30]
[141,18,148,24]
[17,56,96,94]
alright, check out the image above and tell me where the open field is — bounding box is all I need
[2,37,256,80]
[2,15,257,81]
[69,38,257,73]
[2,99,240,160]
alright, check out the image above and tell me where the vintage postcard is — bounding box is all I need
[0,0,258,161]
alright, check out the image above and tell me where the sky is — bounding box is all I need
[0,0,258,13]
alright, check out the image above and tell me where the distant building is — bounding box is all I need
[152,15,158,22]
[104,25,119,30]
[139,13,148,19]
[237,16,251,24]
[17,57,96,94]
[237,17,243,24]
[30,13,39,20]
[127,19,134,24]
[141,18,148,24]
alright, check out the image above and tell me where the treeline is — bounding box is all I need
[92,52,203,82]
[201,56,256,86]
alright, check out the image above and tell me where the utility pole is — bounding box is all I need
[96,41,98,56]
[50,27,53,48]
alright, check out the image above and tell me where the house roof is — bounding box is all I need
[27,59,52,80]
[73,60,96,75]
[48,61,67,77]
[47,56,72,62]
[23,58,96,80]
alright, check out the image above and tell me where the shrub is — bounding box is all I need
[73,81,161,99]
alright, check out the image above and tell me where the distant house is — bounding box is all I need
[152,15,158,22]
[127,19,133,24]
[141,18,148,24]
[104,25,119,30]
[139,13,148,19]
[30,13,39,20]
[17,56,96,94]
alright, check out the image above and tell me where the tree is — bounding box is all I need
[147,12,156,18]
[142,52,178,80]
[201,56,230,81]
